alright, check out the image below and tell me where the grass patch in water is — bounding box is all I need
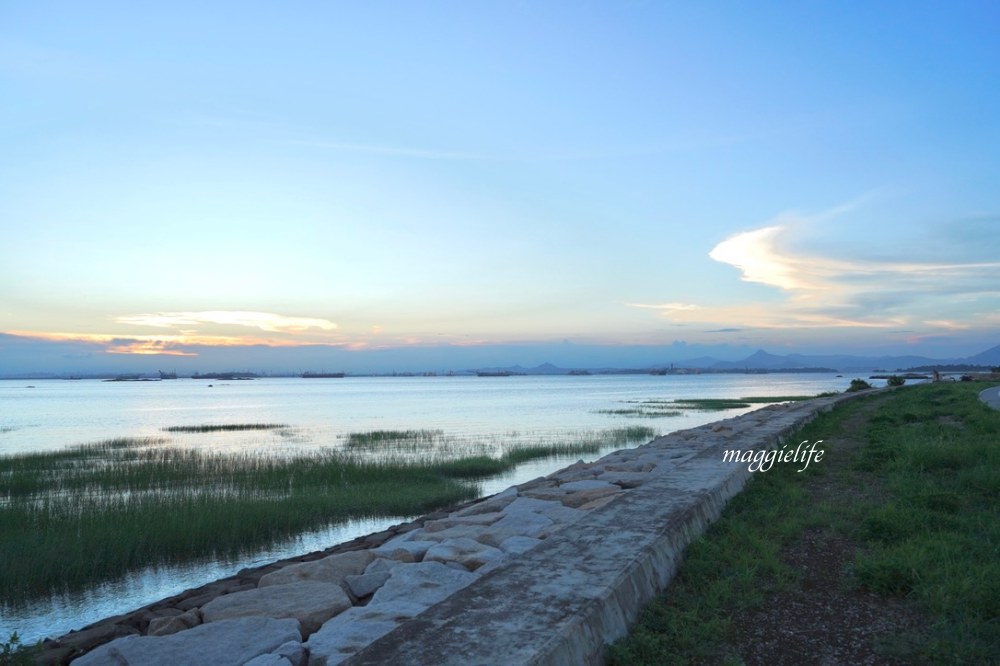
[345,429,445,448]
[597,395,817,417]
[670,395,816,411]
[163,423,288,433]
[0,425,656,602]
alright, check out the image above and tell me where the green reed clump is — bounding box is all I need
[669,395,816,411]
[594,407,685,418]
[345,429,446,448]
[0,424,657,602]
[598,395,816,417]
[163,423,288,433]
[0,443,476,601]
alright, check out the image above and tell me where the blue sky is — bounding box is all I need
[2,1,998,372]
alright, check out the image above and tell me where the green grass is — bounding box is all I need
[598,395,818,417]
[1,632,39,666]
[0,441,478,601]
[594,408,685,418]
[163,423,288,433]
[0,425,656,603]
[345,429,444,448]
[670,395,817,411]
[608,382,1000,664]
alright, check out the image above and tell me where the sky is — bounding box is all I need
[2,1,999,374]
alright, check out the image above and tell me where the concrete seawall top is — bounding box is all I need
[54,391,861,666]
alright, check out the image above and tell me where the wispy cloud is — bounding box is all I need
[115,311,338,334]
[709,223,1000,306]
[634,200,1000,337]
[626,302,703,312]
[7,330,342,352]
[8,310,343,356]
[105,340,198,356]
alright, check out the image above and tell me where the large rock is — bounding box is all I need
[559,485,623,509]
[147,608,201,636]
[451,487,518,517]
[244,655,292,666]
[559,479,617,492]
[423,537,506,571]
[201,582,351,637]
[307,565,477,666]
[364,557,405,574]
[413,524,489,542]
[258,550,373,588]
[73,617,301,666]
[370,539,438,561]
[422,511,503,532]
[273,640,308,666]
[504,496,587,525]
[477,511,553,547]
[344,570,391,599]
[498,535,543,556]
[369,561,477,608]
[305,605,410,666]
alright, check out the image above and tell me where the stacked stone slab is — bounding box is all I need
[58,392,858,665]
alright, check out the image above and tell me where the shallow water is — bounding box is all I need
[0,373,860,643]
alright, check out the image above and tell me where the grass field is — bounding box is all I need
[608,381,1000,664]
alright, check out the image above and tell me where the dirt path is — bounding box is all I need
[729,397,925,665]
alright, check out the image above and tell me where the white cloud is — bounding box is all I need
[115,311,338,334]
[626,302,703,312]
[637,200,1000,337]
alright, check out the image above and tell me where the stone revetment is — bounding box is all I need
[44,392,860,666]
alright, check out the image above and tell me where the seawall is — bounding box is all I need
[44,391,860,665]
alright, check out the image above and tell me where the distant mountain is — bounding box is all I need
[470,344,1000,375]
[967,344,1000,366]
[682,349,978,372]
[708,349,834,371]
[671,344,1000,373]
[2,329,995,378]
[667,356,724,369]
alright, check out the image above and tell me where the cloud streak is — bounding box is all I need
[633,202,1000,338]
[7,311,343,357]
[115,311,338,334]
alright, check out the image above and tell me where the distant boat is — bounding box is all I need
[159,371,177,380]
[302,372,345,378]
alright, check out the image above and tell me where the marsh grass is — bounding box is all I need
[163,423,288,433]
[0,425,656,603]
[345,429,444,448]
[339,426,656,461]
[671,395,816,410]
[608,382,1000,664]
[598,395,816,417]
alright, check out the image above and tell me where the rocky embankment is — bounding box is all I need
[40,392,858,665]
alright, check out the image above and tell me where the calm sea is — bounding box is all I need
[1,373,860,644]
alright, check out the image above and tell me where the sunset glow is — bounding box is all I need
[1,2,997,373]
